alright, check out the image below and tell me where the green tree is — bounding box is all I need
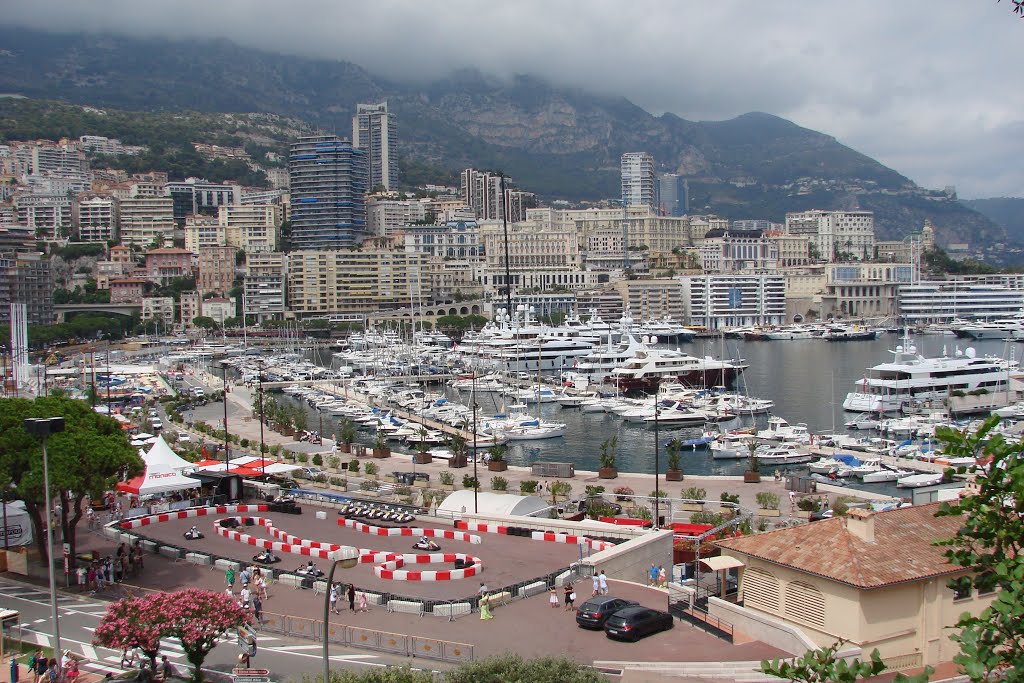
[761,641,930,683]
[192,316,218,330]
[934,415,1024,681]
[0,396,142,562]
[445,654,606,683]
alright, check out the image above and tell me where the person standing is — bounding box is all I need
[252,595,263,624]
[347,583,356,612]
[549,588,559,609]
[160,656,173,682]
[591,573,600,597]
[329,584,338,614]
[225,567,235,592]
[648,564,658,586]
[357,591,368,613]
[598,570,609,596]
[658,565,667,588]
[565,584,576,612]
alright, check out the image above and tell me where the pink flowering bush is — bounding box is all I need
[94,589,252,682]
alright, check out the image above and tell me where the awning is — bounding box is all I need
[699,556,746,572]
[226,466,264,477]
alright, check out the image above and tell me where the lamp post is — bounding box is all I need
[23,417,66,662]
[222,364,230,471]
[257,362,266,475]
[322,547,359,683]
[653,392,660,529]
[105,336,112,415]
[471,374,478,514]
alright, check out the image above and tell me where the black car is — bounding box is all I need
[575,596,638,629]
[604,606,675,641]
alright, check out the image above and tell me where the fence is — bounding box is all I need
[258,611,474,663]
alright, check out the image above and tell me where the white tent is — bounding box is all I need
[117,465,201,496]
[0,501,33,546]
[436,491,549,518]
[143,435,195,471]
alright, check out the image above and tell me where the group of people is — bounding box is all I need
[329,582,368,614]
[74,541,144,593]
[648,564,668,588]
[27,650,79,683]
[590,570,610,597]
[225,564,269,622]
[548,581,578,612]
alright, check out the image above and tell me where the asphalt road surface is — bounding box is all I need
[0,577,442,682]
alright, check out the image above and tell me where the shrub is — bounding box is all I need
[348,458,360,474]
[328,456,340,470]
[297,452,309,465]
[519,479,539,494]
[757,517,771,531]
[312,453,323,467]
[261,443,269,454]
[720,492,740,505]
[360,480,379,491]
[599,436,618,469]
[690,511,725,526]
[635,505,652,521]
[681,486,707,502]
[585,485,606,497]
[439,471,455,486]
[462,475,479,490]
[420,490,436,509]
[755,492,780,510]
[364,462,379,476]
[796,497,817,511]
[394,486,412,498]
[491,476,508,491]
[649,490,668,498]
[328,476,346,487]
[613,486,634,500]
[269,444,281,457]
[586,502,619,520]
[832,499,850,517]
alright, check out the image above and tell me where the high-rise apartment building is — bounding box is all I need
[784,210,875,262]
[288,136,369,250]
[119,197,176,247]
[244,252,286,323]
[460,169,512,221]
[15,194,73,240]
[621,152,657,209]
[352,102,398,191]
[164,179,242,223]
[657,174,688,216]
[74,194,118,242]
[197,245,236,296]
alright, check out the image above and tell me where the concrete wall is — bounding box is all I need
[582,529,674,585]
[708,596,819,656]
[455,511,651,541]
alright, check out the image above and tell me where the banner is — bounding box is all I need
[1,501,33,547]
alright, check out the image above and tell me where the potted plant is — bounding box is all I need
[348,458,360,475]
[439,470,455,491]
[462,474,479,491]
[744,441,762,483]
[394,485,413,503]
[519,479,539,495]
[312,453,323,468]
[487,444,508,472]
[420,489,436,510]
[613,485,634,502]
[756,491,781,517]
[680,486,707,512]
[373,430,391,459]
[413,436,433,465]
[491,476,508,493]
[383,470,397,484]
[665,439,684,481]
[795,497,816,519]
[598,436,618,479]
[337,420,356,454]
[720,492,740,516]
[447,433,468,468]
[364,461,379,480]
[549,480,572,506]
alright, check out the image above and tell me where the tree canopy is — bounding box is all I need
[0,396,142,560]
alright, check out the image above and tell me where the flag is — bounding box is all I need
[201,444,209,458]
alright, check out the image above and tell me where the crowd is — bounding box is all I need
[74,541,145,592]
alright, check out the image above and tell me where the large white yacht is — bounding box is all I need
[611,346,745,395]
[843,341,1014,414]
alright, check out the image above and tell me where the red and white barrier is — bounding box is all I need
[456,520,615,552]
[118,505,267,530]
[338,517,481,544]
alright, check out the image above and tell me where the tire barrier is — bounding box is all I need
[118,504,268,530]
[455,520,616,552]
[214,515,484,582]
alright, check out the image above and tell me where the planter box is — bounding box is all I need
[665,469,684,482]
[414,479,430,488]
[383,474,397,484]
[441,483,455,491]
[366,473,378,481]
[487,460,508,472]
[598,467,618,479]
[373,448,391,459]
[758,508,782,518]
[413,453,433,465]
[681,503,704,512]
[719,505,736,516]
[339,444,351,454]
[448,455,468,468]
[744,471,762,483]
[795,510,812,519]
[491,488,507,494]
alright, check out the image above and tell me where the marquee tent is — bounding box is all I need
[0,501,33,546]
[142,436,195,471]
[116,466,201,496]
[436,491,548,518]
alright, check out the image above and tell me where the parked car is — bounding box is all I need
[177,433,192,443]
[575,596,638,629]
[151,418,163,430]
[302,467,324,479]
[603,606,675,641]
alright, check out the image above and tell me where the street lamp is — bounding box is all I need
[257,362,266,476]
[221,364,230,471]
[471,374,478,514]
[23,417,66,662]
[322,547,359,683]
[653,393,660,529]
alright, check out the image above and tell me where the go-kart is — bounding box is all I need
[183,529,204,540]
[252,552,280,564]
[412,539,440,552]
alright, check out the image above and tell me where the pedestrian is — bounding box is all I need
[253,595,263,623]
[479,594,493,620]
[789,491,796,510]
[648,564,658,586]
[329,584,338,614]
[31,650,47,683]
[46,659,58,683]
[240,586,251,609]
[76,565,87,592]
[160,656,173,682]
[240,566,251,589]
[658,565,667,588]
[592,573,600,597]
[347,583,356,612]
[357,591,368,613]
[225,566,236,591]
[774,469,781,482]
[564,583,576,612]
[65,657,80,683]
[598,570,609,596]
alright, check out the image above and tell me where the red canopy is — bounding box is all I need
[226,466,264,477]
[193,459,224,468]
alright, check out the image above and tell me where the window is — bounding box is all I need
[742,568,780,613]
[785,581,826,629]
[952,581,972,602]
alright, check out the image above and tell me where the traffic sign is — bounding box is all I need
[233,677,270,683]
[234,669,270,676]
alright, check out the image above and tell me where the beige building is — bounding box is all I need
[781,267,827,321]
[770,232,811,267]
[610,278,685,321]
[479,221,592,296]
[820,262,914,319]
[74,194,118,243]
[119,197,175,247]
[875,222,936,263]
[201,297,236,325]
[219,204,281,253]
[715,505,994,671]
[243,252,286,322]
[286,248,435,318]
[785,210,875,262]
[368,198,428,237]
[184,216,222,254]
[141,296,174,326]
[197,245,236,297]
[180,291,201,328]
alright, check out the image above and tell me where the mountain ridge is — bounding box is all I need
[0,26,1006,251]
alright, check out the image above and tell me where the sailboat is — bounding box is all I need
[499,341,567,440]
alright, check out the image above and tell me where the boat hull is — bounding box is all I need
[615,367,740,396]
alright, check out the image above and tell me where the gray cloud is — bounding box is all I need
[4,0,1022,198]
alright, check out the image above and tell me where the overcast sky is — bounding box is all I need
[6,0,1023,198]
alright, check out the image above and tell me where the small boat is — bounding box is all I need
[896,472,944,488]
[861,467,912,484]
[752,445,815,466]
[671,435,716,451]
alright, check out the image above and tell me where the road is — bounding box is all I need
[0,577,442,682]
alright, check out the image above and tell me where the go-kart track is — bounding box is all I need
[120,505,585,600]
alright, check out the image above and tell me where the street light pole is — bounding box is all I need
[472,374,478,514]
[653,392,660,529]
[322,548,359,683]
[24,417,66,663]
[257,364,266,476]
[222,364,230,471]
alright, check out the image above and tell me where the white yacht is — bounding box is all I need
[751,444,815,466]
[755,417,811,444]
[611,346,744,395]
[763,325,827,340]
[843,342,1014,414]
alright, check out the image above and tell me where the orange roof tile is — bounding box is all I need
[715,503,964,589]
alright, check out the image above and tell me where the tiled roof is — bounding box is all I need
[715,503,964,589]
